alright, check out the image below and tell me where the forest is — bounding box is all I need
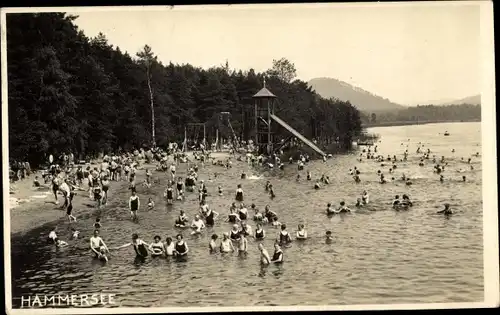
[362,104,481,125]
[7,13,363,167]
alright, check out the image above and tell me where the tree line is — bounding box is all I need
[363,104,481,124]
[7,13,362,167]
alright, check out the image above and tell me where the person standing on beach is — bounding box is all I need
[129,191,140,221]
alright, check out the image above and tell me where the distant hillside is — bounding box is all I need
[442,94,481,105]
[308,77,405,112]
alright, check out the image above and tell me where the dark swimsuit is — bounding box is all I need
[175,242,187,255]
[230,230,241,241]
[130,197,139,211]
[167,189,173,199]
[238,210,247,221]
[205,210,215,226]
[255,229,264,239]
[279,231,291,246]
[272,250,283,263]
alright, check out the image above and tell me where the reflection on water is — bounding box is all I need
[11,122,483,307]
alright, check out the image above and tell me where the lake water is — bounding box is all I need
[10,122,484,308]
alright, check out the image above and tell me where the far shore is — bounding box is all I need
[362,119,481,128]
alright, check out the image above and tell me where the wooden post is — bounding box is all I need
[203,123,206,147]
[254,101,258,147]
[183,126,187,152]
[267,99,272,155]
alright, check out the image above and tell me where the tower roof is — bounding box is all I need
[253,87,276,98]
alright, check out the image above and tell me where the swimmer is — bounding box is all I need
[71,228,80,239]
[164,237,175,256]
[254,223,266,240]
[235,184,244,202]
[115,233,149,258]
[239,220,253,237]
[296,224,308,240]
[209,234,218,253]
[238,233,248,254]
[296,174,300,182]
[191,215,206,234]
[259,243,271,265]
[174,234,189,256]
[379,174,387,184]
[147,197,155,210]
[227,205,240,223]
[392,195,401,208]
[270,243,284,264]
[203,207,219,227]
[353,175,361,183]
[355,198,363,208]
[90,230,109,258]
[437,203,453,215]
[230,224,241,241]
[164,186,174,205]
[264,205,277,223]
[48,227,58,244]
[33,176,41,187]
[462,175,466,182]
[149,235,165,256]
[56,239,69,247]
[129,191,140,221]
[405,178,412,186]
[401,194,413,207]
[265,180,271,192]
[220,233,235,253]
[238,204,248,221]
[277,224,292,246]
[440,175,444,183]
[325,231,333,243]
[271,216,282,228]
[175,210,189,227]
[253,206,264,222]
[337,201,352,213]
[314,180,321,190]
[269,184,276,199]
[307,171,312,181]
[326,202,336,215]
[218,185,223,196]
[94,218,102,229]
[362,191,369,204]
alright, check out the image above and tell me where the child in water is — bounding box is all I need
[94,218,102,229]
[71,228,80,239]
[296,224,308,240]
[147,197,155,210]
[325,231,333,243]
[209,234,218,253]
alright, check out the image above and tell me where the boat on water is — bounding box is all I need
[444,131,450,136]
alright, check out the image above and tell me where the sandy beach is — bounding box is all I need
[8,151,236,237]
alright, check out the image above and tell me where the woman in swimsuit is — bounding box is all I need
[209,234,219,253]
[271,243,284,264]
[174,234,189,256]
[277,224,292,246]
[264,205,277,224]
[115,233,149,258]
[220,233,235,253]
[204,207,219,227]
[254,223,266,240]
[230,224,241,242]
[253,206,264,222]
[296,224,308,240]
[149,235,166,257]
[129,191,140,221]
[164,186,174,205]
[235,184,244,202]
[175,210,189,227]
[238,204,248,221]
[191,215,206,234]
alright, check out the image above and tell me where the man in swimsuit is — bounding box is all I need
[90,230,109,259]
[258,243,271,265]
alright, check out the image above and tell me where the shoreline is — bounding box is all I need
[9,152,236,239]
[362,119,481,128]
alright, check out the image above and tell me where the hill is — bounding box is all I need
[308,77,405,111]
[442,94,481,105]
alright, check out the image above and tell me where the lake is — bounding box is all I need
[10,122,483,308]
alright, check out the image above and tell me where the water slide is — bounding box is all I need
[270,114,326,156]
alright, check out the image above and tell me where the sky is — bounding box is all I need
[69,3,482,106]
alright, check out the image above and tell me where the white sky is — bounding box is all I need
[68,3,482,105]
